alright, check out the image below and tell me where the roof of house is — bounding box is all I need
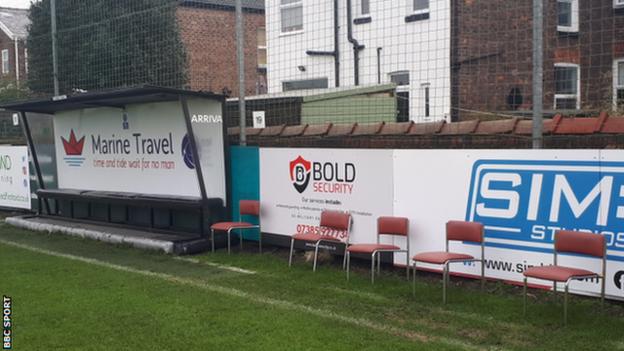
[179,0,264,11]
[0,7,29,40]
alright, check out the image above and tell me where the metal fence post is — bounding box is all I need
[51,0,60,96]
[236,0,246,146]
[532,0,544,149]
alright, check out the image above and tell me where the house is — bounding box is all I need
[177,0,267,96]
[265,0,624,123]
[265,0,452,123]
[0,7,29,88]
[453,0,624,120]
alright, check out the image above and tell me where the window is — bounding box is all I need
[554,63,580,110]
[361,0,370,15]
[615,59,624,110]
[390,71,410,91]
[615,0,624,9]
[280,0,303,33]
[422,83,430,118]
[557,0,578,33]
[1,49,8,74]
[257,27,267,69]
[413,0,429,13]
[282,78,328,91]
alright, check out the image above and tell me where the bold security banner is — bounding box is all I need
[259,148,395,250]
[394,150,624,300]
[54,99,226,200]
[261,148,624,300]
[0,146,30,209]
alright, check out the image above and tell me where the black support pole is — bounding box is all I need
[180,96,208,237]
[20,112,50,214]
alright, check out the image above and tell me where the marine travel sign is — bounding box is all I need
[54,99,226,200]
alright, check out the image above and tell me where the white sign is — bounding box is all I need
[0,146,30,209]
[12,113,19,126]
[260,148,394,249]
[54,98,226,201]
[394,149,624,300]
[252,111,266,129]
[261,148,624,300]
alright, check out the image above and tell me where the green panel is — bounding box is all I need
[301,96,397,124]
[229,146,260,241]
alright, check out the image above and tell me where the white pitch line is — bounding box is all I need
[0,239,492,351]
[172,256,256,275]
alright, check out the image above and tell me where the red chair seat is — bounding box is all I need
[211,222,254,231]
[523,265,597,282]
[347,243,401,254]
[292,232,340,242]
[413,251,474,265]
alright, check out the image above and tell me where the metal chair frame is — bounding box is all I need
[346,217,410,283]
[412,223,485,304]
[211,201,261,254]
[523,232,606,325]
[288,212,353,272]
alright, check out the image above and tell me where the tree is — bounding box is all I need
[27,0,188,95]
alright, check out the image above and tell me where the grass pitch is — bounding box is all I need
[0,223,623,350]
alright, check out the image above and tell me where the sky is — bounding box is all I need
[2,0,32,9]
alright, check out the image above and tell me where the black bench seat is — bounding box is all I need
[35,188,224,236]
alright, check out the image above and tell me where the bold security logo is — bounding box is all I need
[465,160,624,259]
[289,156,311,193]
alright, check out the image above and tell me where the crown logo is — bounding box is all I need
[61,129,85,156]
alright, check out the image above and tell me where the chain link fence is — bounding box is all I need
[1,0,623,132]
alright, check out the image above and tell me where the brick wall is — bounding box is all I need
[176,6,266,97]
[453,0,624,120]
[0,31,27,88]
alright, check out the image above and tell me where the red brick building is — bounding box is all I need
[0,7,29,88]
[177,0,266,97]
[452,0,624,120]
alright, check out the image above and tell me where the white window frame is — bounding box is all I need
[412,0,430,15]
[1,49,9,74]
[615,0,624,9]
[389,71,410,92]
[614,58,624,110]
[359,0,370,16]
[557,0,579,33]
[554,63,580,110]
[280,0,303,35]
[257,27,267,69]
[421,83,431,118]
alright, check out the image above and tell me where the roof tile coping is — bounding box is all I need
[303,123,333,136]
[351,122,384,136]
[440,119,480,135]
[327,123,357,136]
[281,124,308,137]
[379,121,414,135]
[409,121,446,135]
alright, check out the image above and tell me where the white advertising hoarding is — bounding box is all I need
[261,148,624,300]
[0,146,30,210]
[259,148,394,249]
[53,98,226,201]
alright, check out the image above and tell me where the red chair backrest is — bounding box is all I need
[320,210,351,231]
[555,230,605,258]
[239,200,260,217]
[446,221,483,243]
[378,216,408,236]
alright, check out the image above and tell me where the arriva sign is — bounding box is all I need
[466,160,624,255]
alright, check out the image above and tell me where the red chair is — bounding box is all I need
[210,200,261,254]
[289,210,352,272]
[412,220,485,304]
[523,230,606,324]
[345,216,410,283]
